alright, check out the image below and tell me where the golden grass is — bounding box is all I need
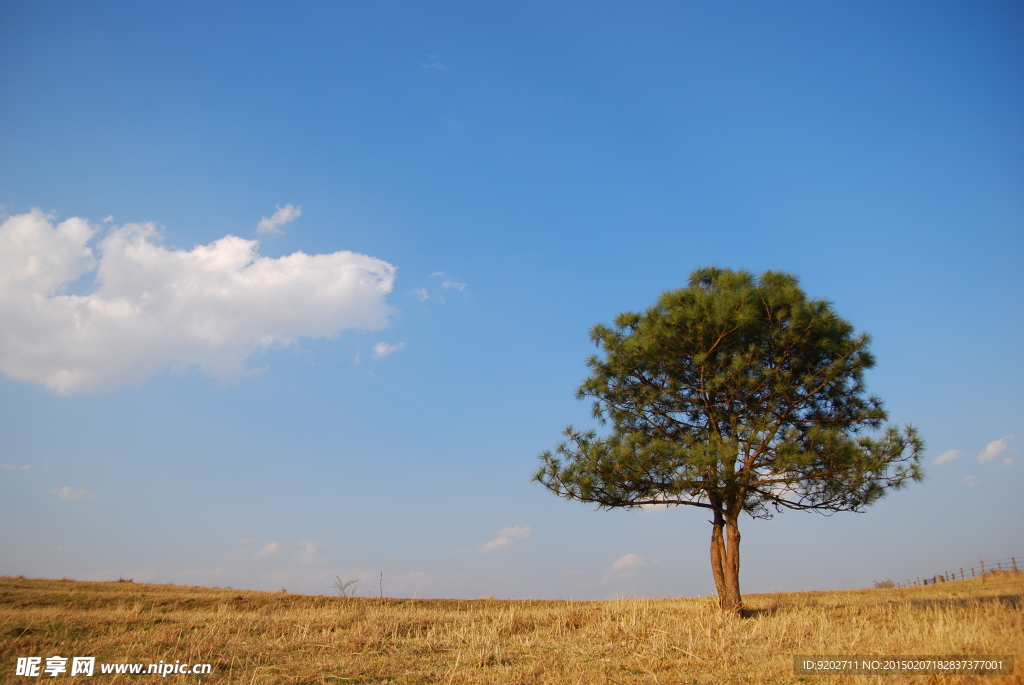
[1,573,1020,684]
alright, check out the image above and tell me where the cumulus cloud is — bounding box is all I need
[0,209,396,394]
[479,526,532,553]
[1,463,31,471]
[611,553,648,571]
[934,449,964,465]
[373,342,405,359]
[412,288,429,302]
[964,475,979,487]
[978,436,1012,463]
[51,486,92,500]
[255,542,280,558]
[256,204,302,234]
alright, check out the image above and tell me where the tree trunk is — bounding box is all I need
[709,509,743,614]
[709,510,727,600]
[722,511,742,613]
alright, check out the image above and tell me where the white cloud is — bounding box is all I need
[373,342,405,359]
[256,204,302,234]
[0,463,31,471]
[0,209,396,394]
[255,542,280,558]
[297,540,322,564]
[412,288,429,302]
[421,55,447,70]
[429,272,466,291]
[964,475,979,487]
[479,526,532,553]
[611,553,648,571]
[978,436,1012,463]
[1004,458,1015,466]
[934,449,964,465]
[51,486,92,500]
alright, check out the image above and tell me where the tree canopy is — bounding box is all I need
[534,267,923,612]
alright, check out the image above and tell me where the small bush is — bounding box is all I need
[333,577,360,597]
[873,579,895,589]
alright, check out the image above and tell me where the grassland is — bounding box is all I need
[1,573,1020,684]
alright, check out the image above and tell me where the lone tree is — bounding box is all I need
[534,268,923,613]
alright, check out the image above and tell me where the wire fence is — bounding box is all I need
[891,556,1021,588]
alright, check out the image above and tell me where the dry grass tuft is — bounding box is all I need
[1,573,1020,683]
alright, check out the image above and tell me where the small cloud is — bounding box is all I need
[373,342,405,359]
[934,449,964,465]
[1004,458,1015,466]
[256,204,302,235]
[395,570,426,581]
[441,280,466,291]
[297,540,322,564]
[51,486,92,500]
[978,436,1013,463]
[964,475,979,487]
[412,288,429,302]
[479,526,532,553]
[255,542,280,558]
[0,463,31,471]
[101,215,114,223]
[611,553,648,571]
[421,55,447,70]
[430,272,445,278]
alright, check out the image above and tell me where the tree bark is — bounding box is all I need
[709,510,727,600]
[709,509,743,614]
[722,511,742,613]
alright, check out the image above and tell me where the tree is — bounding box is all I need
[534,268,923,613]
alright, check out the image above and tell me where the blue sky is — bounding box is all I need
[1,1,1021,599]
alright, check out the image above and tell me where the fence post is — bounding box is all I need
[971,567,975,579]
[1014,558,1018,573]
[997,562,1002,572]
[981,560,986,576]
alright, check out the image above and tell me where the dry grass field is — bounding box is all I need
[1,572,1020,684]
